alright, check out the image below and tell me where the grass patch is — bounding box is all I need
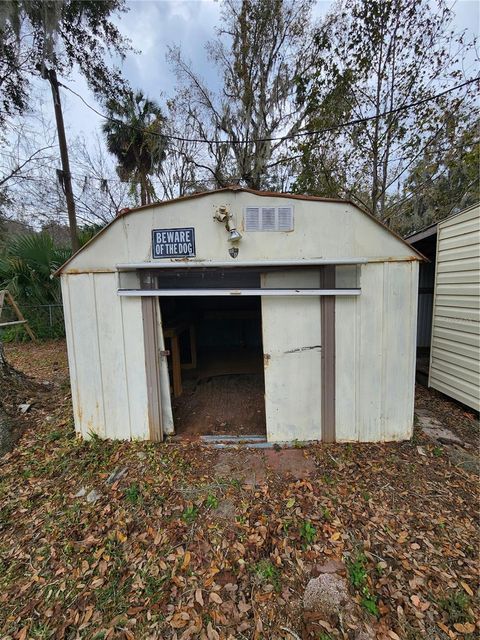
[300,520,316,545]
[439,590,473,625]
[346,551,379,617]
[181,505,198,525]
[252,559,281,592]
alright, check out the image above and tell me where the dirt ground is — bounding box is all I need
[173,374,266,436]
[0,340,479,640]
[415,384,479,448]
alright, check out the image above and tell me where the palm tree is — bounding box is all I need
[103,92,167,206]
[0,233,71,306]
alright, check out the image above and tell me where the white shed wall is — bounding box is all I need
[261,270,322,442]
[429,204,480,411]
[336,261,418,441]
[62,192,417,276]
[62,273,150,439]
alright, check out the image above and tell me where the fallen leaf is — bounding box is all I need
[454,622,475,633]
[460,581,474,597]
[209,592,222,604]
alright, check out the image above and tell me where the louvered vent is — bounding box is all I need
[244,206,294,232]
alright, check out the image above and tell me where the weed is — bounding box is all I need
[361,593,379,616]
[346,552,379,617]
[252,559,281,592]
[205,493,219,509]
[322,474,335,485]
[282,518,292,533]
[143,572,168,604]
[124,483,141,504]
[30,623,51,639]
[182,505,198,524]
[46,430,63,442]
[362,491,371,502]
[433,446,443,457]
[439,590,472,625]
[300,520,316,545]
[230,478,241,489]
[95,570,132,615]
[347,552,368,589]
[321,506,332,521]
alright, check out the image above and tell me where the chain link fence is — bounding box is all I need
[0,302,65,341]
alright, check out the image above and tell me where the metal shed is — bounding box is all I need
[57,187,422,443]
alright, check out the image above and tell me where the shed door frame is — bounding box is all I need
[137,268,358,443]
[141,297,163,441]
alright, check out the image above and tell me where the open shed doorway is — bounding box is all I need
[159,295,266,437]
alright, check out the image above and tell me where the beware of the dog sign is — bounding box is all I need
[152,227,196,259]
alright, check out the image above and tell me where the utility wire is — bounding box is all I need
[58,76,480,146]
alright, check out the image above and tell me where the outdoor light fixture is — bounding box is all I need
[214,205,242,243]
[228,228,242,242]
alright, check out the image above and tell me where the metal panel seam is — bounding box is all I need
[92,274,107,437]
[119,297,133,440]
[64,276,81,436]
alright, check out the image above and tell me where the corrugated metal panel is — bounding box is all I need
[336,261,417,441]
[261,270,322,442]
[429,203,480,411]
[62,272,150,439]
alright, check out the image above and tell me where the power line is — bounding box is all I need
[59,76,480,146]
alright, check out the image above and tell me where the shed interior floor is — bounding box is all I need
[160,296,266,436]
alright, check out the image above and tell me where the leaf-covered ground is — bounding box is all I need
[1,340,478,640]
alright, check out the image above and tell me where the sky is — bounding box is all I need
[15,0,480,176]
[31,0,339,145]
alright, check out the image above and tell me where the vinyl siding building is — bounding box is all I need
[429,203,480,411]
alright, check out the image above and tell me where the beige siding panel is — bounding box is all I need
[436,283,479,296]
[437,257,479,273]
[433,347,480,373]
[437,244,479,262]
[430,357,478,385]
[120,296,150,440]
[435,295,479,308]
[65,274,105,437]
[430,367,479,400]
[440,219,479,239]
[429,203,480,411]
[435,316,479,334]
[429,379,479,409]
[436,270,479,284]
[262,271,322,442]
[440,205,479,227]
[432,336,478,360]
[434,305,479,321]
[438,230,478,251]
[433,326,479,347]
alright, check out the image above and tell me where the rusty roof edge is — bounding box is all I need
[54,187,423,276]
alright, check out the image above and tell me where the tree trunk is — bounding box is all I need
[0,341,38,455]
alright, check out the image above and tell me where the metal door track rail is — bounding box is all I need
[118,288,361,297]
